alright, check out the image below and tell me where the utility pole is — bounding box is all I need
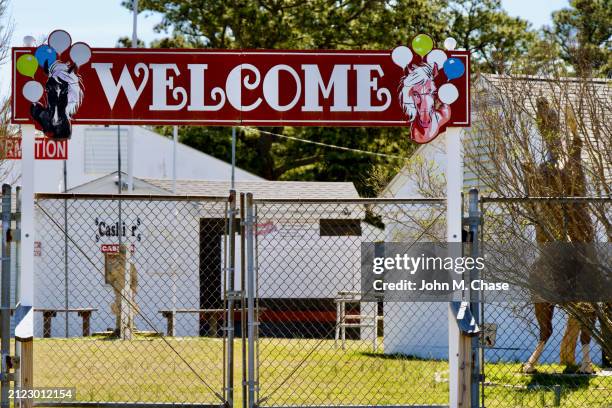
[231,127,236,189]
[127,0,138,192]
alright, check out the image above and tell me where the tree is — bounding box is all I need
[446,0,535,73]
[0,0,10,64]
[465,67,611,365]
[0,0,16,177]
[549,0,612,77]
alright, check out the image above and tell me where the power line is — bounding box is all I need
[243,127,409,160]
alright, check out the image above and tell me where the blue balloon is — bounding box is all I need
[443,58,465,80]
[34,45,57,69]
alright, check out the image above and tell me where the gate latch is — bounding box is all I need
[227,291,243,300]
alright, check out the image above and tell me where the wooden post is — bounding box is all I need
[78,310,92,337]
[19,339,33,408]
[42,311,56,338]
[120,246,133,340]
[162,311,175,337]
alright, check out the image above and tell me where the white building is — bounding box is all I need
[33,175,366,339]
[2,125,262,193]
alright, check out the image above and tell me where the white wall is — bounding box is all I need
[1,126,261,193]
[32,199,370,339]
[33,199,224,338]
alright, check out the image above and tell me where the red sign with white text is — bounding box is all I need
[2,137,68,160]
[12,47,470,143]
[101,244,135,254]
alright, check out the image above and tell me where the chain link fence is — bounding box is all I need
[479,197,611,407]
[250,198,450,407]
[27,191,611,408]
[33,194,232,406]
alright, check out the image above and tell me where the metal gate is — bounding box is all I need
[31,192,236,407]
[478,196,611,408]
[245,195,450,407]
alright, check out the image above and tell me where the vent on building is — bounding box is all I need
[84,128,129,174]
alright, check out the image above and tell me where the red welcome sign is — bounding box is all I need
[12,44,470,143]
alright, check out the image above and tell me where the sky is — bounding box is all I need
[1,0,570,98]
[501,0,569,28]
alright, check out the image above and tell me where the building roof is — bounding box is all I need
[64,171,360,199]
[144,178,360,199]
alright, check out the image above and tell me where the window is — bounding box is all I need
[319,219,361,236]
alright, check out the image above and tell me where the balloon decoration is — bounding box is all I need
[443,58,465,80]
[16,54,38,78]
[443,37,457,51]
[22,81,44,102]
[48,30,72,55]
[34,45,57,68]
[69,42,92,67]
[411,34,433,57]
[17,29,93,140]
[16,30,92,83]
[426,49,447,69]
[391,33,467,145]
[438,83,459,104]
[391,46,413,69]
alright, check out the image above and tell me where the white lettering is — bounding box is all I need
[353,64,391,112]
[226,64,262,112]
[187,64,226,111]
[453,280,465,290]
[46,140,56,157]
[263,64,301,112]
[91,63,149,109]
[149,64,188,111]
[301,64,350,112]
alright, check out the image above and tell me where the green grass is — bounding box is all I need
[30,336,610,407]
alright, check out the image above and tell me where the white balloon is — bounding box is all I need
[426,49,448,69]
[22,81,44,103]
[444,37,457,51]
[23,36,36,47]
[48,30,72,54]
[70,42,92,67]
[391,46,413,68]
[438,83,459,104]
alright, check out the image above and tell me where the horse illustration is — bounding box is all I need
[30,61,83,139]
[399,64,450,144]
[522,98,597,374]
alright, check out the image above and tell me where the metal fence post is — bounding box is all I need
[240,193,247,408]
[1,184,12,408]
[63,194,69,338]
[13,187,21,398]
[245,193,256,408]
[226,190,237,408]
[467,188,481,408]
